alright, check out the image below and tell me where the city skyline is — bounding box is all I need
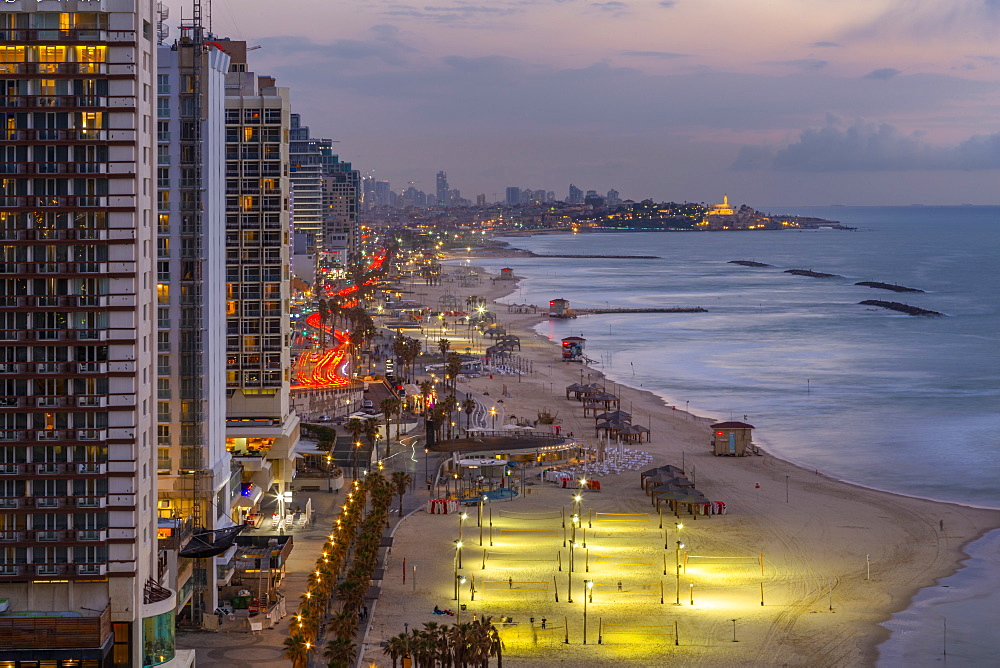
[160,0,1000,205]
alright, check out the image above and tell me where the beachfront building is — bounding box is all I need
[155,29,240,625]
[217,40,300,504]
[0,0,166,664]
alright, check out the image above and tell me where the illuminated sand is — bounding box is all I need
[360,262,1000,666]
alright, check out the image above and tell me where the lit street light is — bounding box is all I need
[453,540,463,600]
[489,406,497,430]
[583,579,593,644]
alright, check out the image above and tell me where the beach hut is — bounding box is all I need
[499,267,515,279]
[710,421,755,456]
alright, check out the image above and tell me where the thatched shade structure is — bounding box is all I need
[619,423,650,443]
[596,409,631,422]
[645,475,694,494]
[640,465,685,488]
[595,420,628,436]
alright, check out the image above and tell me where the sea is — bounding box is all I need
[458,206,1000,666]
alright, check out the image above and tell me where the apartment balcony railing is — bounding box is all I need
[0,462,107,476]
[0,95,136,110]
[0,27,135,42]
[0,495,109,510]
[0,128,117,142]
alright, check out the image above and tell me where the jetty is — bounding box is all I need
[576,307,708,315]
[530,253,660,259]
[860,300,943,317]
[729,260,773,267]
[785,269,843,279]
[855,281,924,293]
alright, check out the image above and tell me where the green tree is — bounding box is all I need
[282,634,312,668]
[462,397,477,434]
[323,636,358,668]
[391,471,412,518]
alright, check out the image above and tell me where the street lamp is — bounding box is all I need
[459,512,468,545]
[326,453,333,493]
[582,579,594,644]
[489,406,497,430]
[674,538,685,605]
[568,542,576,603]
[455,539,464,576]
[457,576,467,624]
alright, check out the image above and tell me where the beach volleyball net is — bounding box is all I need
[685,553,765,575]
[593,512,651,524]
[599,619,678,645]
[591,581,661,596]
[497,510,562,522]
[482,550,561,567]
[482,580,550,592]
[592,553,656,567]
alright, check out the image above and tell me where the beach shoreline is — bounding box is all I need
[369,257,1000,666]
[480,265,1000,655]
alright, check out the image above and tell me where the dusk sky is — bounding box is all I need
[165,0,1000,205]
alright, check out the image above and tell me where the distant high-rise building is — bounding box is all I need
[0,1,160,663]
[374,181,392,207]
[505,187,521,206]
[568,184,584,204]
[436,171,449,206]
[607,189,622,208]
[585,191,605,208]
[476,194,487,207]
[546,191,556,203]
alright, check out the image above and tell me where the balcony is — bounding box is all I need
[0,605,111,651]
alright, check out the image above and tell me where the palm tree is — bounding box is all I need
[437,337,450,374]
[383,633,410,668]
[323,636,358,668]
[282,633,312,668]
[380,397,400,456]
[462,397,476,433]
[345,418,365,479]
[391,471,412,518]
[363,417,381,462]
[328,609,358,641]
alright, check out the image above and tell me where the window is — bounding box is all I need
[157,74,169,95]
[157,354,169,376]
[157,425,170,446]
[156,97,169,118]
[157,307,169,329]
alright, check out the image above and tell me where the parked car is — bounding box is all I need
[362,400,374,410]
[317,415,332,422]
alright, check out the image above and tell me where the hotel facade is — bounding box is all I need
[0,0,166,665]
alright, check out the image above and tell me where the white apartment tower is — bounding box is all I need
[216,40,299,495]
[155,28,234,626]
[0,0,164,665]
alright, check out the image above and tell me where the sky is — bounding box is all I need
[163,0,1000,205]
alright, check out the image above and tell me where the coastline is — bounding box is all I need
[444,256,1000,664]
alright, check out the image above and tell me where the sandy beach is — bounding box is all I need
[361,258,1000,667]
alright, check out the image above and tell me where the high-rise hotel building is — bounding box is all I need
[0,1,168,666]
[155,29,234,625]
[216,40,299,495]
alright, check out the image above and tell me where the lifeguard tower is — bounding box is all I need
[499,267,515,280]
[710,421,755,456]
[561,336,586,362]
[548,298,576,318]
